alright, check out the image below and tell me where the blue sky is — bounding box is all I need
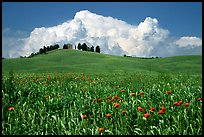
[2,2,202,37]
[2,2,202,58]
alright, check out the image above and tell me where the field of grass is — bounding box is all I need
[2,49,202,74]
[2,49,202,135]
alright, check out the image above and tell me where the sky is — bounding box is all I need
[2,2,202,58]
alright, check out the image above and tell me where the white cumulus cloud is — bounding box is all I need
[3,10,202,58]
[175,36,202,48]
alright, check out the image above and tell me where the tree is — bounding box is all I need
[50,45,54,50]
[95,45,100,53]
[39,48,44,54]
[91,46,94,52]
[77,43,82,50]
[63,44,68,49]
[47,46,50,51]
[54,44,59,49]
[43,46,47,52]
[82,43,88,51]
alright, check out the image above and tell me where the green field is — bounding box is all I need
[2,49,202,74]
[2,49,202,135]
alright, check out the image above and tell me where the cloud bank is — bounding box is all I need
[2,10,202,58]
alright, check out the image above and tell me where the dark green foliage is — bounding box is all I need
[63,44,73,49]
[82,43,88,51]
[63,44,68,49]
[77,43,82,50]
[39,48,44,54]
[95,45,100,53]
[91,46,94,52]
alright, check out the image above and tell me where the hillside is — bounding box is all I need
[2,49,202,74]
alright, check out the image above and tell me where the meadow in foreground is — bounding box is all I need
[2,72,202,135]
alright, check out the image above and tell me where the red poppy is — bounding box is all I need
[178,100,182,104]
[122,110,126,115]
[197,98,202,101]
[174,102,178,106]
[114,103,120,108]
[81,115,87,119]
[48,76,51,81]
[8,107,14,111]
[184,103,189,107]
[92,80,95,82]
[158,110,164,114]
[106,96,111,99]
[83,89,86,92]
[106,113,111,118]
[144,112,151,118]
[54,81,56,84]
[98,128,104,132]
[115,86,119,89]
[121,89,125,92]
[150,107,155,111]
[130,93,135,96]
[138,106,144,112]
[161,107,166,111]
[139,91,144,95]
[114,96,119,99]
[122,100,125,102]
[166,90,171,94]
[97,98,102,103]
[108,98,114,103]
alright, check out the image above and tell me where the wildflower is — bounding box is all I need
[53,81,56,84]
[138,106,144,112]
[57,94,62,99]
[92,80,95,82]
[139,91,144,95]
[115,86,119,89]
[81,115,87,119]
[150,107,155,111]
[83,89,86,92]
[121,89,125,92]
[45,95,50,99]
[98,128,104,132]
[8,107,14,111]
[144,112,151,119]
[106,113,111,118]
[48,76,51,81]
[174,102,179,106]
[184,103,189,107]
[117,98,120,101]
[158,110,164,114]
[122,110,126,115]
[108,98,114,103]
[122,100,125,102]
[166,90,171,94]
[106,96,111,99]
[114,96,119,99]
[130,93,135,96]
[97,98,102,103]
[178,100,182,104]
[161,107,166,111]
[114,103,120,108]
[197,98,202,101]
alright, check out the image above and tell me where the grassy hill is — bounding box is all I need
[2,49,202,74]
